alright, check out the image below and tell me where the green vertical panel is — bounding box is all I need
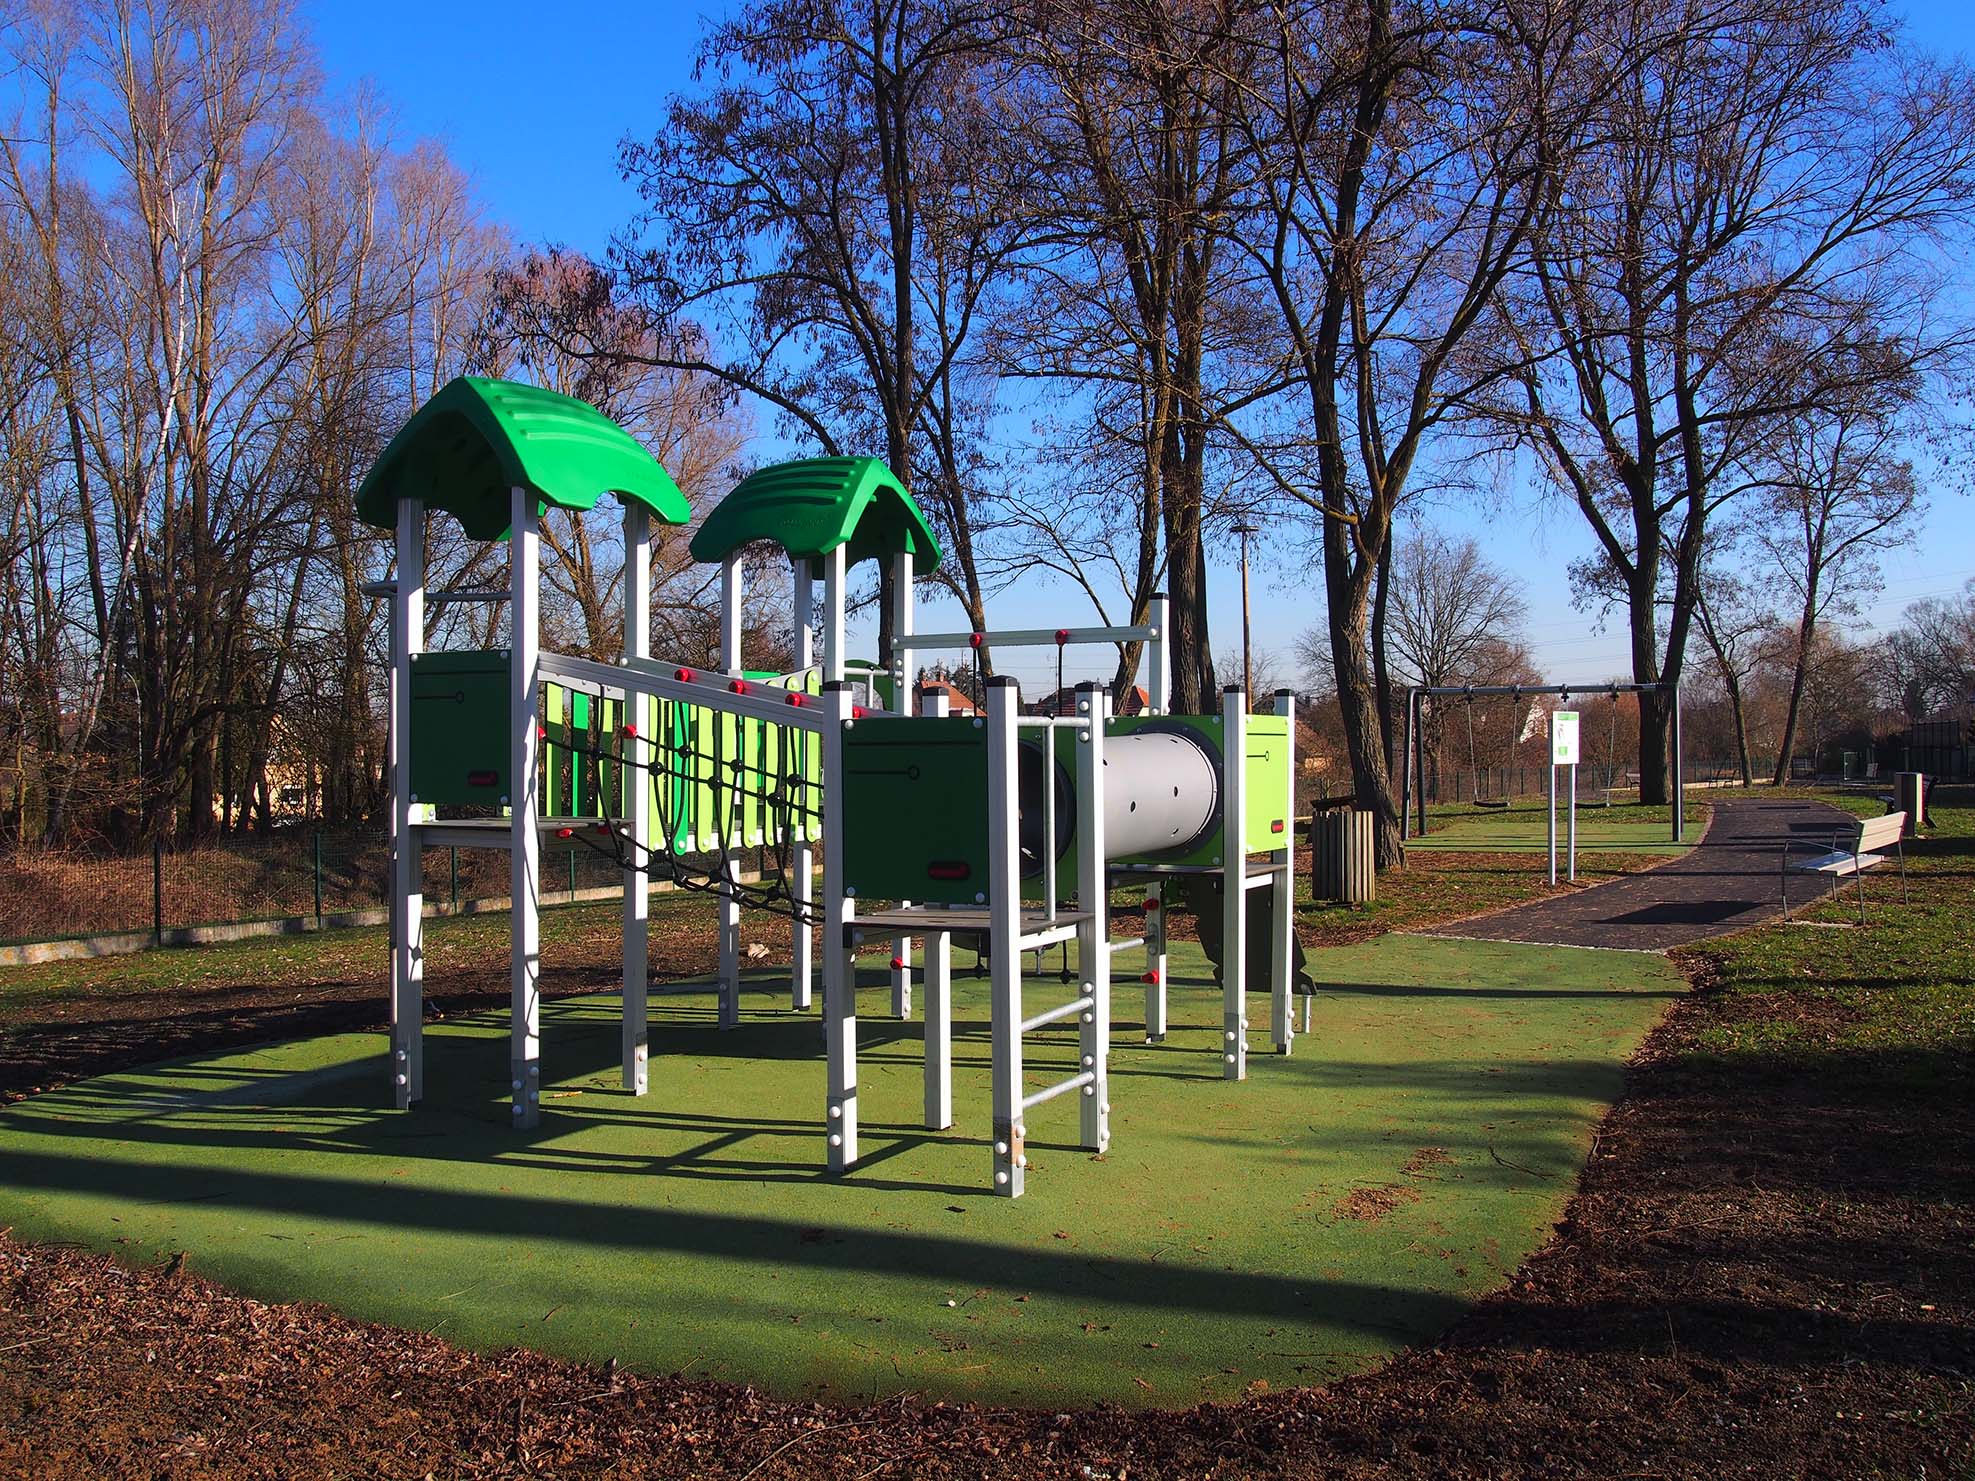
[694,704,717,850]
[544,685,565,817]
[1243,715,1293,853]
[763,718,782,844]
[743,717,764,846]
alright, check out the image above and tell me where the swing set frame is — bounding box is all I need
[1399,680,1685,844]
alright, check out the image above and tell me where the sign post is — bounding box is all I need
[1549,709,1580,885]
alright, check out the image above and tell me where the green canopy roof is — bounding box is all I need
[688,456,942,575]
[354,376,690,541]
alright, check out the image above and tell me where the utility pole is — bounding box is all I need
[1232,519,1259,705]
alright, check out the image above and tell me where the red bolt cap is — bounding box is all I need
[1055,628,1071,645]
[852,704,867,719]
[537,724,547,740]
[786,692,806,707]
[968,632,984,649]
[1141,969,1161,985]
[730,678,750,694]
[675,666,695,682]
[890,956,906,971]
[555,827,574,839]
[622,723,638,737]
[1142,898,1160,913]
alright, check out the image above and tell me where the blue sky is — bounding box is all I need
[307,0,1975,695]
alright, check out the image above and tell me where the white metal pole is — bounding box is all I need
[509,486,543,1130]
[621,504,652,1094]
[920,682,952,1130]
[390,499,425,1109]
[889,549,914,1021]
[986,676,1025,1196]
[1146,593,1170,716]
[822,545,847,683]
[1547,756,1557,887]
[717,554,744,1031]
[1568,761,1578,883]
[822,680,858,1172]
[790,554,815,1010]
[1074,683,1111,1152]
[1144,880,1167,1042]
[1272,688,1296,1055]
[1221,685,1248,1082]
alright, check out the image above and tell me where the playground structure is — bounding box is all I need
[1400,682,1686,844]
[359,376,1298,1198]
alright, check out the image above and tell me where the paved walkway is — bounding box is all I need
[1415,798,1858,951]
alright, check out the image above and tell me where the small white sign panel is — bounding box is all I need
[1551,709,1580,766]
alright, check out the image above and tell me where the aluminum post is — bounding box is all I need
[986,677,1025,1195]
[918,683,953,1129]
[1272,689,1296,1054]
[1146,592,1170,715]
[717,555,744,1030]
[622,503,652,1093]
[1074,683,1111,1152]
[889,549,914,1021]
[790,553,815,1010]
[1671,680,1685,844]
[821,682,858,1171]
[1144,880,1168,1042]
[509,486,543,1130]
[1400,688,1415,844]
[389,499,425,1108]
[1221,686,1248,1082]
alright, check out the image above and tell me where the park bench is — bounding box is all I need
[1780,810,1909,925]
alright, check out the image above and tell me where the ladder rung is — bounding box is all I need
[1021,1069,1096,1111]
[1110,935,1145,952]
[1021,994,1094,1035]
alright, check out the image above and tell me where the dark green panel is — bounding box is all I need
[841,718,989,905]
[408,651,512,806]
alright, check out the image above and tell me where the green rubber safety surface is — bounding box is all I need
[0,936,1680,1409]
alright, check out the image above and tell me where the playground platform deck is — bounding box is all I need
[1416,798,1858,951]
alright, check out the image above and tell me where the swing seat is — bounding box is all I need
[1472,797,1509,810]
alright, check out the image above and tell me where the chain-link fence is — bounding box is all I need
[0,832,648,948]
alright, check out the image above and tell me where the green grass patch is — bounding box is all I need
[1678,784,1975,1094]
[0,935,1679,1408]
[1406,799,1706,855]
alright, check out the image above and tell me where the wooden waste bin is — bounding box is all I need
[1311,808,1375,904]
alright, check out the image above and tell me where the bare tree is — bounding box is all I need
[1691,561,1779,787]
[1477,0,1975,806]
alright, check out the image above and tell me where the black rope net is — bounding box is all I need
[551,686,822,923]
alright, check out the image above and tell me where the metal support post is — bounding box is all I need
[1568,761,1578,883]
[1145,592,1170,716]
[509,486,543,1129]
[821,682,858,1171]
[1074,683,1110,1153]
[717,553,743,1030]
[1144,878,1168,1041]
[821,546,848,683]
[1272,689,1296,1054]
[790,554,815,1010]
[919,683,953,1130]
[1400,689,1415,843]
[1221,685,1248,1082]
[622,503,652,1093]
[390,497,426,1108]
[986,677,1025,1195]
[1546,758,1557,887]
[889,549,914,1022]
[1671,679,1685,844]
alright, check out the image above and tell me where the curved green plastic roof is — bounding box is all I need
[688,456,942,575]
[354,376,690,541]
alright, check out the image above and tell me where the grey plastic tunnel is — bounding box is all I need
[1017,725,1220,875]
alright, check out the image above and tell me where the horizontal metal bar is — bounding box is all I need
[900,625,1158,652]
[1242,871,1277,891]
[1410,682,1672,698]
[540,651,826,733]
[1021,994,1094,1035]
[1020,1069,1097,1111]
[1014,715,1088,730]
[430,588,507,605]
[1016,924,1082,952]
[1109,935,1145,952]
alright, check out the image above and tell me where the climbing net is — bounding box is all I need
[549,686,822,923]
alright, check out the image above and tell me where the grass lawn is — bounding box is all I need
[0,934,1680,1410]
[1404,799,1707,855]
